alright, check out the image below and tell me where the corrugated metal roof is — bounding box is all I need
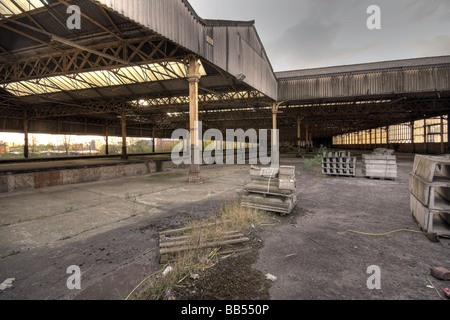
[278,63,450,102]
[3,0,448,107]
[276,55,450,80]
[96,0,278,100]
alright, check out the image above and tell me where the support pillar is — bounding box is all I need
[374,129,377,148]
[423,119,427,154]
[23,114,29,159]
[105,121,109,155]
[297,117,301,156]
[448,114,450,152]
[187,56,203,184]
[152,127,155,153]
[305,124,309,151]
[440,116,444,154]
[272,103,280,153]
[386,126,390,149]
[410,121,415,153]
[271,102,281,168]
[121,110,128,160]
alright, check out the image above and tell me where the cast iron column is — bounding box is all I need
[187,56,203,184]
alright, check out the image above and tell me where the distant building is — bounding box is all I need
[92,139,104,150]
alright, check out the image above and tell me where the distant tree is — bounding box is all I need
[108,137,121,154]
[31,135,38,153]
[0,140,5,155]
[58,135,72,155]
[46,142,55,151]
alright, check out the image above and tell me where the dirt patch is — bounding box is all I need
[155,208,310,301]
[131,202,275,300]
[171,237,271,300]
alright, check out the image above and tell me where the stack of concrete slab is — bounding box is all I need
[362,148,397,180]
[322,151,356,177]
[409,154,450,238]
[241,166,297,215]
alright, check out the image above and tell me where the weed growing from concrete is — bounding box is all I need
[130,202,274,300]
[64,205,74,212]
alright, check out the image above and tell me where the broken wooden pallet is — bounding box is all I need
[241,193,297,215]
[159,222,251,263]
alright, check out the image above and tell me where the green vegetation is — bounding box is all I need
[64,205,74,212]
[303,145,327,171]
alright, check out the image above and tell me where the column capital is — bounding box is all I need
[187,55,202,82]
[187,74,201,83]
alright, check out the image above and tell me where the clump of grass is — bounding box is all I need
[130,202,273,300]
[303,145,327,171]
[218,201,271,232]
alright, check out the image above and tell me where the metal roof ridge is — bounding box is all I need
[180,0,207,24]
[180,0,255,27]
[204,19,255,27]
[275,55,450,79]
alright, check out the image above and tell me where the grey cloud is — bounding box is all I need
[408,0,450,23]
[266,1,383,70]
[189,0,449,71]
[410,35,450,57]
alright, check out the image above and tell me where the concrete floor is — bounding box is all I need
[0,153,449,300]
[255,155,450,300]
[0,163,249,299]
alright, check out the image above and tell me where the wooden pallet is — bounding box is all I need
[158,222,251,263]
[241,193,297,215]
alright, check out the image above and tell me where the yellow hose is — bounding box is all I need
[338,229,424,236]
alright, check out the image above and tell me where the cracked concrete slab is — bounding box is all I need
[0,164,249,299]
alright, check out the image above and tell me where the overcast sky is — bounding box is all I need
[189,0,450,72]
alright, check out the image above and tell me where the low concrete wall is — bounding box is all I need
[0,160,188,193]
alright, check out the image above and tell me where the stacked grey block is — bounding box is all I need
[322,151,356,177]
[409,154,450,238]
[241,166,297,215]
[362,148,397,180]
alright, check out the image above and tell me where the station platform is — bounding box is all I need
[0,153,184,193]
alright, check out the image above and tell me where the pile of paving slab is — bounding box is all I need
[241,165,297,215]
[362,148,398,180]
[409,154,450,238]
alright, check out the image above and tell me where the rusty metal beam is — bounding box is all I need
[0,35,186,84]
